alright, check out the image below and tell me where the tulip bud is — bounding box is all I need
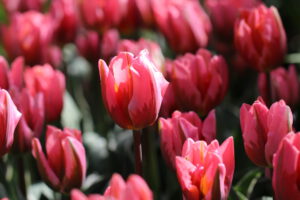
[159,110,216,169]
[24,64,65,122]
[176,137,234,200]
[76,30,101,62]
[240,98,293,167]
[101,29,120,61]
[0,89,22,157]
[258,65,299,108]
[166,49,228,116]
[98,50,168,130]
[2,0,45,13]
[152,0,212,53]
[135,0,155,27]
[273,132,300,199]
[0,57,10,90]
[234,5,286,72]
[32,126,86,193]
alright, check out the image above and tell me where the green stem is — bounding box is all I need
[133,130,143,175]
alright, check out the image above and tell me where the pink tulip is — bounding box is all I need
[152,0,212,53]
[159,110,216,169]
[166,49,228,116]
[234,4,286,72]
[24,64,65,122]
[240,98,293,167]
[0,57,10,90]
[117,38,165,72]
[32,126,86,193]
[98,50,168,130]
[71,173,153,200]
[0,89,22,157]
[273,132,300,199]
[176,137,234,200]
[135,0,155,27]
[101,29,120,61]
[258,65,299,108]
[2,0,45,13]
[76,30,101,62]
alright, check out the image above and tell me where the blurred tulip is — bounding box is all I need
[24,64,65,122]
[152,0,212,53]
[76,30,101,62]
[101,29,120,61]
[135,0,155,27]
[205,0,260,39]
[98,50,168,130]
[50,0,79,44]
[71,173,153,200]
[32,126,86,193]
[234,4,286,72]
[258,65,299,108]
[2,11,55,65]
[45,45,62,68]
[240,98,293,167]
[166,49,228,116]
[0,57,10,90]
[11,89,44,153]
[2,0,45,13]
[159,110,216,169]
[176,137,234,200]
[273,132,300,199]
[117,38,165,72]
[0,89,22,157]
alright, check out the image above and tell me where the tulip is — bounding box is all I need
[101,29,120,61]
[117,38,165,72]
[32,126,86,193]
[2,0,45,13]
[166,49,228,116]
[98,50,168,130]
[273,132,300,199]
[0,57,9,90]
[240,98,293,167]
[135,0,155,27]
[176,137,234,200]
[76,30,101,62]
[24,64,65,122]
[70,173,153,200]
[234,4,286,72]
[50,0,79,44]
[159,110,216,169]
[2,11,54,65]
[11,89,44,153]
[0,89,22,157]
[205,0,260,39]
[258,65,299,108]
[152,0,212,53]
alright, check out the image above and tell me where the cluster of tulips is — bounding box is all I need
[0,0,299,199]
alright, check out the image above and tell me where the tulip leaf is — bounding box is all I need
[27,182,54,200]
[285,53,300,64]
[61,92,82,130]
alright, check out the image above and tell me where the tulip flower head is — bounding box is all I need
[98,50,168,130]
[176,137,234,200]
[159,110,216,169]
[32,126,86,193]
[240,98,293,167]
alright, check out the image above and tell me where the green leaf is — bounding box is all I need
[61,92,82,129]
[285,53,300,64]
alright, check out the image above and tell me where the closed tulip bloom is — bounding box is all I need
[205,0,259,39]
[167,49,228,116]
[152,0,212,53]
[159,110,216,169]
[135,0,155,27]
[234,5,286,72]
[0,57,10,90]
[240,98,293,167]
[76,30,101,62]
[101,29,120,61]
[0,89,22,157]
[71,173,153,200]
[273,132,300,200]
[117,38,165,72]
[32,126,86,193]
[176,137,234,200]
[258,65,299,108]
[24,64,65,122]
[2,0,45,13]
[98,50,168,130]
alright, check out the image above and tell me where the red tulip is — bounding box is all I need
[159,110,216,169]
[205,0,260,39]
[240,98,293,167]
[273,132,300,199]
[0,57,10,90]
[76,30,101,62]
[176,137,234,200]
[166,49,228,116]
[32,126,86,193]
[98,50,168,130]
[258,65,299,108]
[101,29,120,61]
[71,173,153,200]
[2,11,55,65]
[117,38,165,72]
[135,0,155,27]
[2,0,45,13]
[234,4,286,72]
[152,0,212,53]
[24,64,65,122]
[0,89,22,157]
